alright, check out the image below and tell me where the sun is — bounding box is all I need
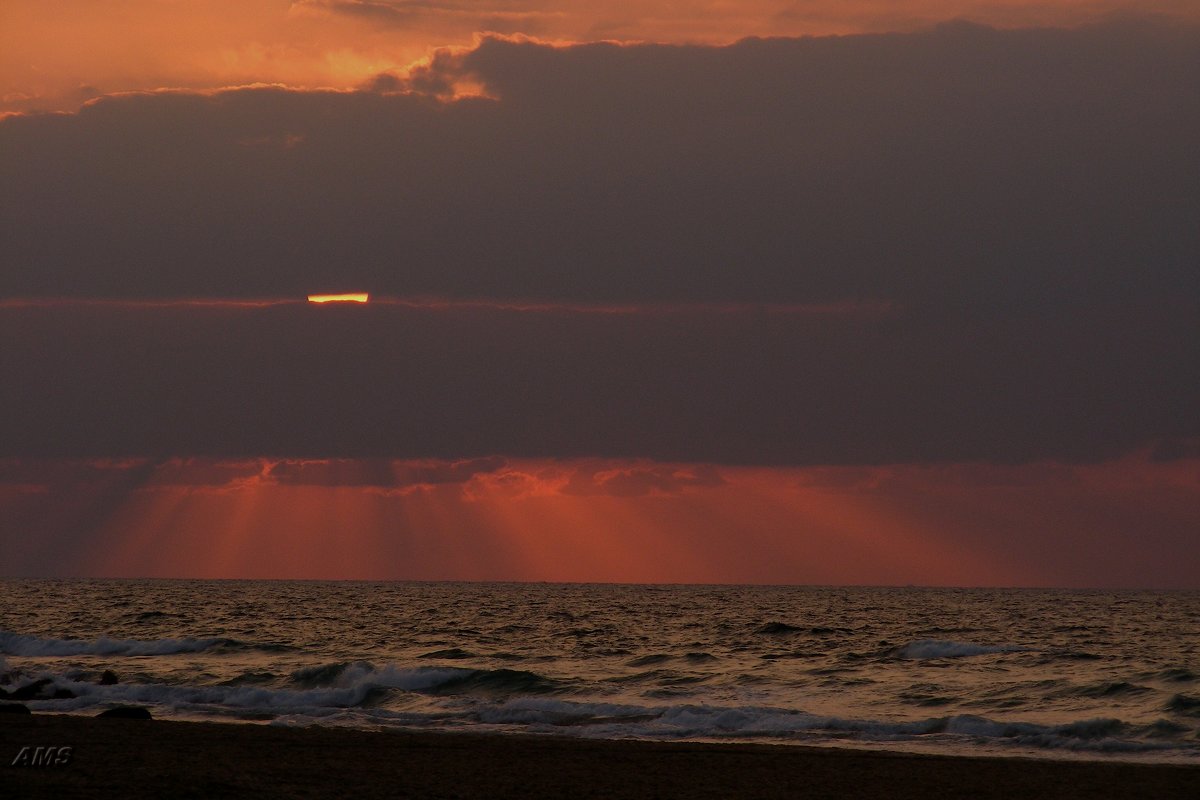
[307,293,369,304]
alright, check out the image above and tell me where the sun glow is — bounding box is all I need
[3,454,1196,585]
[307,293,369,304]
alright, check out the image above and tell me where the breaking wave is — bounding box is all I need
[6,661,1194,759]
[11,663,565,715]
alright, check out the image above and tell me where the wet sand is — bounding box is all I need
[3,713,1198,799]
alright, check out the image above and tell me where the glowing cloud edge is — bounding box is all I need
[307,293,369,304]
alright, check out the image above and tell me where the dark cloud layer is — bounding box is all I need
[266,455,507,487]
[1,19,1197,309]
[1,19,1196,466]
[1,301,1194,463]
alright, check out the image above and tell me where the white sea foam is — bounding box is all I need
[894,639,1028,659]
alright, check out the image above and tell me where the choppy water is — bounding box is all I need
[2,580,1198,762]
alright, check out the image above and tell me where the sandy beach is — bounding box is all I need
[3,713,1198,799]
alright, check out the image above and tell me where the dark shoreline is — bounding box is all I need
[3,714,1199,799]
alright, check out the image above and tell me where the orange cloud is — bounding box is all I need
[560,462,725,497]
[5,2,1197,112]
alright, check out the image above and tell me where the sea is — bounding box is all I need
[1,580,1198,762]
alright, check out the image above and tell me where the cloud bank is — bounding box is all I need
[1,300,1194,463]
[0,20,1195,467]
[2,19,1197,309]
[8,3,1196,114]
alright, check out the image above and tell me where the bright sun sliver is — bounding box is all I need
[307,293,369,303]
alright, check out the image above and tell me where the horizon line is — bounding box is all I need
[0,575,1193,592]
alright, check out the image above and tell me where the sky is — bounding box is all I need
[1,2,1197,586]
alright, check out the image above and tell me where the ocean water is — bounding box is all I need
[1,580,1198,762]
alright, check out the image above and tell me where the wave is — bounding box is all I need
[290,661,372,688]
[22,675,394,713]
[1057,682,1153,699]
[0,631,237,657]
[424,668,566,696]
[16,663,562,715]
[218,671,278,687]
[9,660,1197,758]
[287,662,565,696]
[418,648,476,660]
[627,654,673,667]
[755,622,854,636]
[473,698,1193,753]
[477,700,1200,758]
[0,630,297,657]
[891,640,1029,659]
[1165,694,1200,715]
[7,661,556,716]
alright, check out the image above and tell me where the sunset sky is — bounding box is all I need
[1,2,1197,586]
